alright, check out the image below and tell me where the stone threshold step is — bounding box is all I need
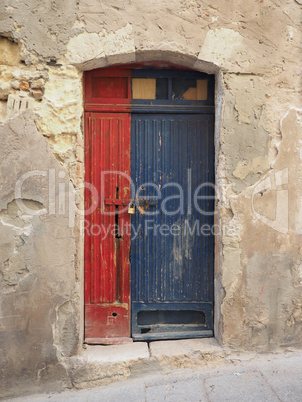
[68,338,228,389]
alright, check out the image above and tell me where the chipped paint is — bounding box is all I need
[0,0,301,397]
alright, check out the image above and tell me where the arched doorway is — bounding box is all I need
[84,64,215,343]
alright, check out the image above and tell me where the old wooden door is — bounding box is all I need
[84,69,132,343]
[84,67,215,343]
[130,70,215,339]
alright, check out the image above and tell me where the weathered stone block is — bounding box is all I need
[7,94,35,118]
[31,88,43,100]
[69,343,149,389]
[20,81,29,91]
[150,338,227,369]
[0,37,20,66]
[0,81,11,100]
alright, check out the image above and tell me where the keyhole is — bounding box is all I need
[112,312,117,317]
[114,206,122,238]
[115,186,122,238]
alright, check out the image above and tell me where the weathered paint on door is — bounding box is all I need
[84,112,131,343]
[131,114,215,340]
[84,66,215,343]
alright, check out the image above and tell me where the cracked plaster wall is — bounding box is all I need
[0,112,79,397]
[0,0,301,398]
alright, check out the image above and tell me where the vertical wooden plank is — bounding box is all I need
[119,115,131,304]
[93,116,101,303]
[84,113,92,305]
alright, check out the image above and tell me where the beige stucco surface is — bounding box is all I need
[0,0,301,398]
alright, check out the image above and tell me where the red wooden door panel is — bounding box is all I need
[84,112,131,343]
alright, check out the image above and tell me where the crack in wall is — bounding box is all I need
[0,198,44,292]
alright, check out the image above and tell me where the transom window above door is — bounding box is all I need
[85,68,214,114]
[132,77,208,100]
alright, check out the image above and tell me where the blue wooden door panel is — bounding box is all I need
[131,114,214,340]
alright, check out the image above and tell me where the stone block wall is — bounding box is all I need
[0,0,301,397]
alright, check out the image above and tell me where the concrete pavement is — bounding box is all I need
[7,347,302,401]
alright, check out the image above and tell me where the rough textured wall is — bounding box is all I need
[0,0,301,397]
[0,111,79,397]
[0,0,81,61]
